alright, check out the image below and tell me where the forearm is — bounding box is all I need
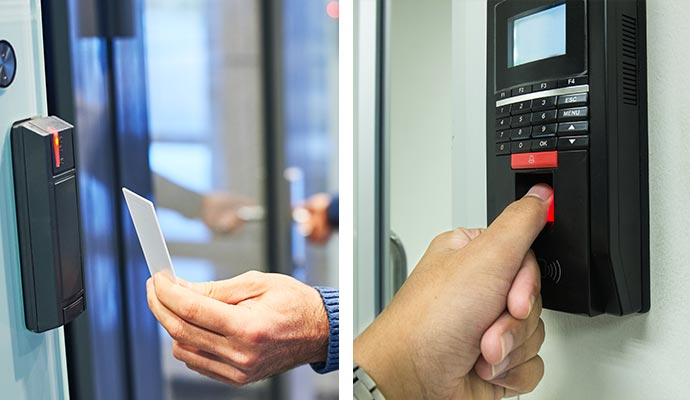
[153,173,203,218]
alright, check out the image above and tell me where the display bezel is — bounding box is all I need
[494,0,587,91]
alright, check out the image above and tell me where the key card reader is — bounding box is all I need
[12,116,86,332]
[486,0,649,316]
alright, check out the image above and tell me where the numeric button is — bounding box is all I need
[510,114,532,127]
[511,140,531,153]
[496,130,510,142]
[510,100,532,115]
[533,110,558,123]
[510,127,531,141]
[496,105,510,117]
[496,117,510,129]
[496,142,510,155]
[532,96,557,111]
[532,123,558,137]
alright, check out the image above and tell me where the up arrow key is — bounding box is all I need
[558,121,589,134]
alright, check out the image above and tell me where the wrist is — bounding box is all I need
[306,287,331,364]
[354,310,424,399]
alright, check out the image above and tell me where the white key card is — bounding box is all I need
[122,188,177,281]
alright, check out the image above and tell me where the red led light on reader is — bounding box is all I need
[49,127,61,168]
[547,197,555,223]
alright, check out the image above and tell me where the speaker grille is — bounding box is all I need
[621,14,638,105]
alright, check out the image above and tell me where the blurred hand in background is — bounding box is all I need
[200,192,258,234]
[294,193,339,244]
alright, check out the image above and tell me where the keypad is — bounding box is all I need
[494,76,590,161]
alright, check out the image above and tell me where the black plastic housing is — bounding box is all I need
[486,0,649,316]
[12,116,86,332]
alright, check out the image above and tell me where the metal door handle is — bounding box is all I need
[382,232,407,307]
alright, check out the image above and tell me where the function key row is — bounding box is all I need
[495,136,589,155]
[496,107,589,129]
[496,92,588,117]
[496,76,588,101]
[495,122,589,143]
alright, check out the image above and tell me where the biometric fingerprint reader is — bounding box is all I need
[486,0,649,316]
[12,116,86,333]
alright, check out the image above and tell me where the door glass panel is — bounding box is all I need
[143,0,338,399]
[143,0,269,398]
[281,1,339,398]
[67,0,130,397]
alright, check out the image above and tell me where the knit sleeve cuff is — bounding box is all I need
[326,195,339,228]
[310,287,339,374]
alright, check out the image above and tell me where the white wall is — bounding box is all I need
[452,0,690,398]
[389,0,453,270]
[0,0,70,399]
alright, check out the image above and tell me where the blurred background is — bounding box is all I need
[38,0,339,399]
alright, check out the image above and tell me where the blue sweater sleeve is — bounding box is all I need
[326,195,339,228]
[311,287,339,374]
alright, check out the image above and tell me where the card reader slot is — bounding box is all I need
[55,175,83,304]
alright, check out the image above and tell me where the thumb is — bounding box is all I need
[178,271,266,304]
[472,183,553,276]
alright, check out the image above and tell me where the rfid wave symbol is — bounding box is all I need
[539,258,562,284]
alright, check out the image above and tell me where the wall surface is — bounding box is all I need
[0,0,70,399]
[389,0,453,270]
[452,0,690,398]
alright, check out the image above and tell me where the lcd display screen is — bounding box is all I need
[509,4,566,67]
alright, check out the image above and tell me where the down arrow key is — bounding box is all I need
[558,136,589,150]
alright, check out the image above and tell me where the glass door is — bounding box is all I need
[143,1,338,399]
[355,0,454,331]
[143,1,271,398]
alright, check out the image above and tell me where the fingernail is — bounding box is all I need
[491,356,511,378]
[500,331,514,361]
[525,184,553,202]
